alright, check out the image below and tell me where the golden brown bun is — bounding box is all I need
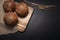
[3,0,16,12]
[3,12,18,27]
[15,2,28,17]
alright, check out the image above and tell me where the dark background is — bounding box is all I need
[0,0,59,40]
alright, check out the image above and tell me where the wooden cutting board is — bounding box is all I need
[0,0,34,35]
[16,6,34,32]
